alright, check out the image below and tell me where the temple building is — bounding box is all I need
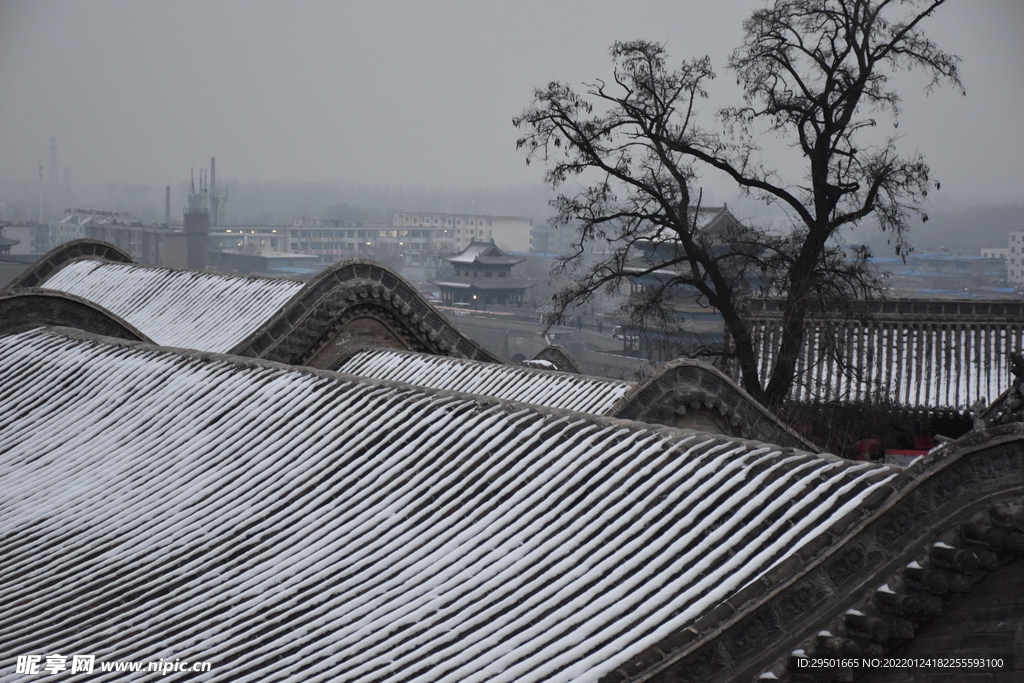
[433,239,532,308]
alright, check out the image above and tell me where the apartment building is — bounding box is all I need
[393,212,533,253]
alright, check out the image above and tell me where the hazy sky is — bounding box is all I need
[2,0,1022,202]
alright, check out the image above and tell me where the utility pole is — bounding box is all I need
[49,136,58,220]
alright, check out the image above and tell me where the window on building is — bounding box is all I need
[485,271,492,278]
[499,271,507,278]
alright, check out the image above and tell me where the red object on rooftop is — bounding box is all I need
[854,438,881,454]
[913,436,937,450]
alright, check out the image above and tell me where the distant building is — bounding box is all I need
[393,212,533,253]
[211,223,392,264]
[1008,231,1024,284]
[432,239,532,308]
[624,206,749,298]
[2,221,48,256]
[0,222,19,255]
[203,213,536,269]
[870,251,1009,297]
[529,222,580,256]
[55,208,141,249]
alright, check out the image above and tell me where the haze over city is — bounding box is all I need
[1,0,1022,209]
[5,4,1024,673]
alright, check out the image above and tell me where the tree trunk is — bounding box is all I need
[765,279,815,406]
[722,308,767,403]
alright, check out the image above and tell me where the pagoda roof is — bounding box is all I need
[431,279,533,291]
[444,239,525,266]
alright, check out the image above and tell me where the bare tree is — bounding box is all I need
[514,0,961,406]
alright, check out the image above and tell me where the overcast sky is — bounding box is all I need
[1,0,1022,203]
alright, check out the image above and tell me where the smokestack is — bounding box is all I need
[165,186,171,226]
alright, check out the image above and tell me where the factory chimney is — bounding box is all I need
[182,169,209,270]
[165,186,171,227]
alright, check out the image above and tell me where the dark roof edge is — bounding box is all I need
[531,344,588,375]
[611,357,821,453]
[0,290,153,343]
[231,258,504,365]
[3,239,136,290]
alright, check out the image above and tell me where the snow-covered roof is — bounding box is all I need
[634,206,740,245]
[339,347,631,414]
[445,239,525,265]
[39,259,304,353]
[0,328,895,683]
[430,279,532,290]
[754,320,1024,412]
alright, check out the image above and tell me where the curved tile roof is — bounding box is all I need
[0,328,894,683]
[4,238,134,289]
[444,240,525,266]
[339,349,818,450]
[12,242,503,366]
[39,259,304,352]
[339,347,631,414]
[0,289,153,343]
[611,358,820,452]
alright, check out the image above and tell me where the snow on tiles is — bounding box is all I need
[339,348,631,415]
[40,259,304,352]
[0,328,895,683]
[752,321,1024,412]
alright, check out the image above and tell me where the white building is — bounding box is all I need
[1007,231,1024,284]
[205,213,536,267]
[393,212,533,253]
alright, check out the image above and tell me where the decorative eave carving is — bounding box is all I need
[530,344,586,374]
[231,259,504,367]
[980,350,1024,428]
[611,357,820,452]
